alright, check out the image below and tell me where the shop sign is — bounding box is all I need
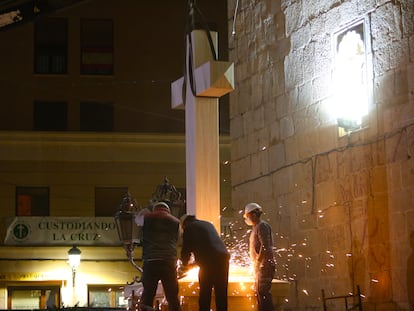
[0,272,55,281]
[4,217,122,246]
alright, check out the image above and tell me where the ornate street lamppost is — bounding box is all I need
[114,192,143,281]
[151,177,185,218]
[151,177,181,205]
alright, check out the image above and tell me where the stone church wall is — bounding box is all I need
[227,0,414,310]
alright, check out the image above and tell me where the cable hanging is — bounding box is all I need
[183,0,218,100]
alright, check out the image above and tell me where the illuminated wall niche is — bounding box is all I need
[331,17,373,136]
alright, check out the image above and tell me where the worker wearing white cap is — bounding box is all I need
[243,202,275,311]
[141,201,181,311]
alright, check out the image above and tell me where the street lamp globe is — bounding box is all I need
[67,245,81,270]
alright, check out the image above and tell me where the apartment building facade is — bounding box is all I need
[0,0,230,308]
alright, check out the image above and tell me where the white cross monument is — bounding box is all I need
[171,30,234,232]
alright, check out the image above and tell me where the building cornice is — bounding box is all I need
[0,131,230,163]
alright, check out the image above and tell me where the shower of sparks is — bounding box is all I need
[214,208,357,307]
[221,215,313,284]
[179,265,257,297]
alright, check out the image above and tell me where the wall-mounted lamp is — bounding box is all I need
[67,245,81,287]
[337,117,361,132]
[330,19,372,136]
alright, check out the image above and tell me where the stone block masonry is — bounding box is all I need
[228,0,414,309]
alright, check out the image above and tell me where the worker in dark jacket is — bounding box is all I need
[179,214,230,311]
[141,201,181,311]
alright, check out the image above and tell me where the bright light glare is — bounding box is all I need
[331,28,368,127]
[179,265,255,283]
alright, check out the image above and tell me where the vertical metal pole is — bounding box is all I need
[72,268,76,287]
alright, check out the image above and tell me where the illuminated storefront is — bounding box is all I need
[0,217,141,309]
